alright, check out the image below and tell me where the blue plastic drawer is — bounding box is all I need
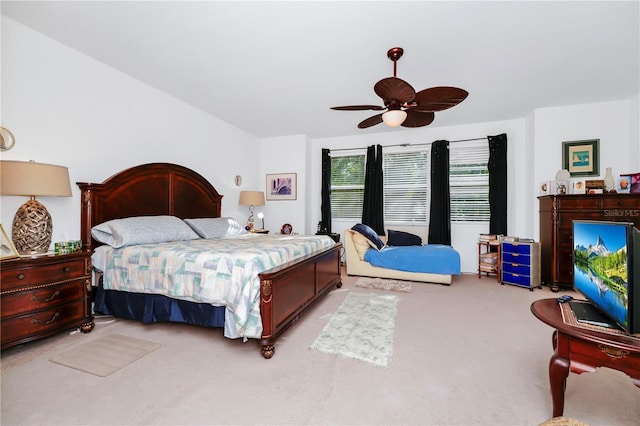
[502,271,533,287]
[502,252,530,264]
[502,262,531,275]
[502,243,532,255]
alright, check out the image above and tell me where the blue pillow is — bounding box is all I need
[351,223,385,250]
[387,229,422,246]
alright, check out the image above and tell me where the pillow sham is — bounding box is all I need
[387,229,423,246]
[184,217,248,239]
[92,215,199,248]
[347,230,372,260]
[351,223,385,251]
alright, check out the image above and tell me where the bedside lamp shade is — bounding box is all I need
[239,191,265,229]
[1,160,72,254]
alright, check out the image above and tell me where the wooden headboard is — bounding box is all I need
[77,163,223,251]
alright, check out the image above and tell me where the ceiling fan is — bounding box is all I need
[331,47,468,129]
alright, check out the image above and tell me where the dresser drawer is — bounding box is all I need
[503,252,530,264]
[601,197,640,209]
[557,197,601,210]
[502,262,531,275]
[502,243,531,255]
[570,339,640,377]
[502,272,534,287]
[1,303,86,345]
[1,258,87,292]
[1,280,86,318]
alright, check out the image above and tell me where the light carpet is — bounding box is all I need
[355,276,412,292]
[49,334,161,377]
[310,291,399,367]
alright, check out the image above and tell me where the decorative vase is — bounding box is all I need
[604,167,615,192]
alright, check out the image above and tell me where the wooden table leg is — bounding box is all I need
[549,353,570,417]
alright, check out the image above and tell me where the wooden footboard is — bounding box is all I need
[258,243,342,358]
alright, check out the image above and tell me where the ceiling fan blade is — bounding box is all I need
[331,105,385,111]
[413,87,469,112]
[357,113,384,129]
[401,109,435,128]
[374,77,416,104]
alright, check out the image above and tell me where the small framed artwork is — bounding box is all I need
[617,176,631,193]
[570,178,586,194]
[266,173,297,200]
[562,139,599,177]
[1,224,19,260]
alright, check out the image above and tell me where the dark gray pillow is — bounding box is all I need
[387,229,422,246]
[351,223,385,250]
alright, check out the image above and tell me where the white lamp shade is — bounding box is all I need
[1,160,72,197]
[382,110,407,127]
[239,190,265,206]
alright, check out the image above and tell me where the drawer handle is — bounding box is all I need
[599,345,628,359]
[31,312,60,325]
[513,263,519,267]
[17,273,25,280]
[31,291,60,303]
[512,254,519,257]
[63,266,70,273]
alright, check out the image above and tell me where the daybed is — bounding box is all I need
[344,228,460,285]
[78,163,342,359]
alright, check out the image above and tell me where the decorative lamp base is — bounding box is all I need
[12,198,52,254]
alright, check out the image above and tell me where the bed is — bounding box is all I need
[77,163,342,359]
[344,228,459,285]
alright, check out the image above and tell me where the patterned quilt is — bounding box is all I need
[93,234,335,340]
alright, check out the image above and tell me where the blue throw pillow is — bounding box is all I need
[351,223,385,250]
[387,229,422,246]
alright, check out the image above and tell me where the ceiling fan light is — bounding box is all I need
[382,110,407,127]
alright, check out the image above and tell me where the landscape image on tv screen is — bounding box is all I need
[573,221,628,328]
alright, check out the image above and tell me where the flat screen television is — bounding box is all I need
[572,220,640,334]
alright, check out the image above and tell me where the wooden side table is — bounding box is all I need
[477,240,500,280]
[1,251,94,350]
[531,299,640,417]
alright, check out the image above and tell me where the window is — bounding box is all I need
[330,154,365,219]
[329,141,489,224]
[449,141,490,222]
[383,150,429,224]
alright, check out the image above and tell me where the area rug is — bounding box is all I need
[355,276,412,293]
[49,334,161,377]
[310,291,399,367]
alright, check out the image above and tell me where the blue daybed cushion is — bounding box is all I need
[351,223,385,250]
[387,229,422,246]
[364,244,461,275]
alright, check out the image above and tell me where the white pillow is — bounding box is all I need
[92,215,199,248]
[184,217,248,239]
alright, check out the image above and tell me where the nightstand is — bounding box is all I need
[1,251,95,350]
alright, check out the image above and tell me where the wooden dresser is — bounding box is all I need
[1,251,94,350]
[538,194,640,290]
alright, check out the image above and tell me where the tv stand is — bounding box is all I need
[531,299,640,418]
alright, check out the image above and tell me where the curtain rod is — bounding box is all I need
[328,137,488,152]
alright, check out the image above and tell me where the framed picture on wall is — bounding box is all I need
[562,139,599,177]
[266,173,297,200]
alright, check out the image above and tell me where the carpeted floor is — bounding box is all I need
[354,276,412,292]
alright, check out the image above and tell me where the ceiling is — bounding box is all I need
[2,1,638,139]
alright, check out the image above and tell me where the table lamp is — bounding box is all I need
[0,160,72,254]
[238,190,265,229]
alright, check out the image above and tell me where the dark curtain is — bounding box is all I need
[428,140,451,245]
[320,148,332,233]
[488,133,508,235]
[362,144,384,235]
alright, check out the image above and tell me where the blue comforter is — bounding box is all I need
[364,244,461,275]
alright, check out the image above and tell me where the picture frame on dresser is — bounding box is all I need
[0,224,19,260]
[562,139,599,177]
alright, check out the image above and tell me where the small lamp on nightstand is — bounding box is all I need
[0,160,72,254]
[239,190,265,230]
[257,212,265,230]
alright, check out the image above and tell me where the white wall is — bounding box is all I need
[1,17,260,245]
[2,17,638,274]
